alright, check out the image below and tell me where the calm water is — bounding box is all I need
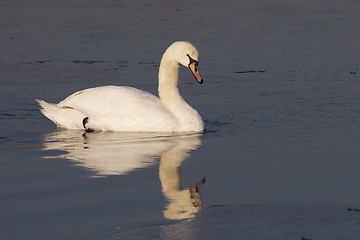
[1,1,360,239]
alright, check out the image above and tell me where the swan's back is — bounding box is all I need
[58,86,176,132]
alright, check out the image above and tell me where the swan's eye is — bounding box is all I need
[187,54,198,71]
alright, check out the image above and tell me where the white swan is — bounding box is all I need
[36,41,204,132]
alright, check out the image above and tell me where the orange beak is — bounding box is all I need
[189,62,203,84]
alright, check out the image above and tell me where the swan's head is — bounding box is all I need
[166,41,203,84]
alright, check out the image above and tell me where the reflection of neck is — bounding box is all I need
[159,148,186,197]
[158,137,203,220]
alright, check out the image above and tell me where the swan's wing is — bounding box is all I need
[57,86,176,131]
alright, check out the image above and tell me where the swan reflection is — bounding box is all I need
[42,130,205,219]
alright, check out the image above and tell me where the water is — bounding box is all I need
[1,0,360,239]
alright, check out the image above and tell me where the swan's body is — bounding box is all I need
[36,41,204,132]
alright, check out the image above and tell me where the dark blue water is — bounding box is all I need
[1,0,360,239]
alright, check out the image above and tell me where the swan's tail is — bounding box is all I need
[36,99,86,130]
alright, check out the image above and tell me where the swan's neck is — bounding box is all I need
[158,53,188,110]
[157,52,203,132]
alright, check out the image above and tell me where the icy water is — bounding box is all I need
[1,0,360,239]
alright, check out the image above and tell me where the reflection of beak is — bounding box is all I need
[189,62,203,84]
[190,177,206,208]
[190,177,206,193]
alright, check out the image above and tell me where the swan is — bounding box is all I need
[36,41,204,132]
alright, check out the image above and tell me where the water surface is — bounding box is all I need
[1,0,360,239]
